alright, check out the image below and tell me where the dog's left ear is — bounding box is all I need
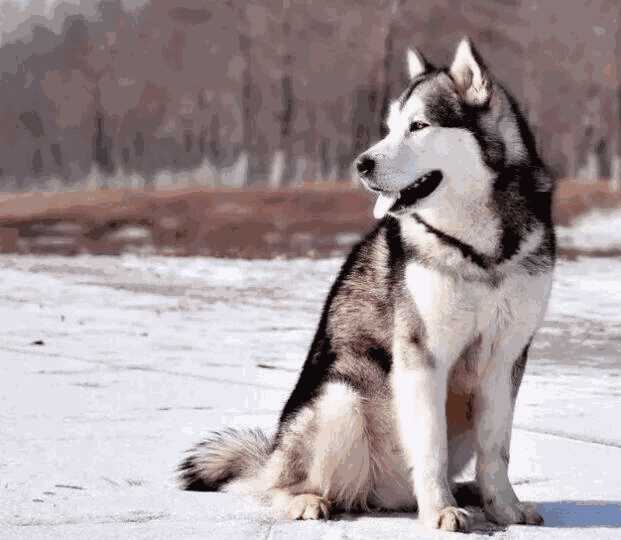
[406,47,429,79]
[450,37,491,106]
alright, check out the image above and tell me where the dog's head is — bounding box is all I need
[356,38,533,219]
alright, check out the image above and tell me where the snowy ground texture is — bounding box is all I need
[557,208,621,254]
[2,254,621,539]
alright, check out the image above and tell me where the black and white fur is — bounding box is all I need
[179,38,555,532]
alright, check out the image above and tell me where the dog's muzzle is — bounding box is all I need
[390,170,444,212]
[366,169,444,219]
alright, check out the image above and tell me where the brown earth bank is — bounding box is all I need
[0,180,619,259]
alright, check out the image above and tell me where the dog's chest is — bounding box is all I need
[404,262,552,366]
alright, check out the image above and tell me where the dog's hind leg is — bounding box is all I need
[266,382,373,518]
[305,383,372,510]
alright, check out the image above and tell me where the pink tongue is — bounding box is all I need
[373,193,399,219]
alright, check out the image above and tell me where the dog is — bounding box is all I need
[178,37,555,533]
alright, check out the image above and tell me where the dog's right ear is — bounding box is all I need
[450,37,491,106]
[406,48,429,79]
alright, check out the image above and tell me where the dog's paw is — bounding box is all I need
[484,499,544,526]
[287,494,331,520]
[423,506,472,532]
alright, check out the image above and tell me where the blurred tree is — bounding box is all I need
[0,0,616,189]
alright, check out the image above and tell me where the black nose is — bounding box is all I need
[356,155,375,177]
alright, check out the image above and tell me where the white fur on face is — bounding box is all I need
[365,95,494,217]
[387,95,426,133]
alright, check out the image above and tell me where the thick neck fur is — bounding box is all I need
[398,201,499,282]
[396,167,553,282]
[414,195,501,258]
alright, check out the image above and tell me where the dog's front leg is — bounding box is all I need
[392,340,471,532]
[473,346,544,526]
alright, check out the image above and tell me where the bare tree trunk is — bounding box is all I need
[230,1,252,187]
[276,1,293,187]
[612,23,621,190]
[611,87,621,191]
[578,150,599,183]
[611,155,621,191]
[268,150,285,188]
[380,0,403,129]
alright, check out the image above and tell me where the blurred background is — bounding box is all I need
[0,0,619,258]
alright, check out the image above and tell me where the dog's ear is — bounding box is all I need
[406,47,429,79]
[450,37,491,106]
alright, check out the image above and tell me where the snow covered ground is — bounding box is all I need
[1,254,621,539]
[557,208,621,254]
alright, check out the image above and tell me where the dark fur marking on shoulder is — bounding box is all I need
[276,332,336,441]
[366,345,392,374]
[492,166,533,261]
[276,225,389,440]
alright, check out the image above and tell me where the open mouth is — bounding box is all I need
[373,170,443,219]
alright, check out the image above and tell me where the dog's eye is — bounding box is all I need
[409,121,429,133]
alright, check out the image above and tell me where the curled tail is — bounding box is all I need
[178,428,272,492]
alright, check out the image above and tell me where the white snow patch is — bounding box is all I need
[1,255,620,539]
[107,225,152,243]
[557,209,621,252]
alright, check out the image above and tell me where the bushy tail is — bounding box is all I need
[178,428,272,492]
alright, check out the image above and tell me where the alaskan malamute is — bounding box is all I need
[179,38,555,532]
